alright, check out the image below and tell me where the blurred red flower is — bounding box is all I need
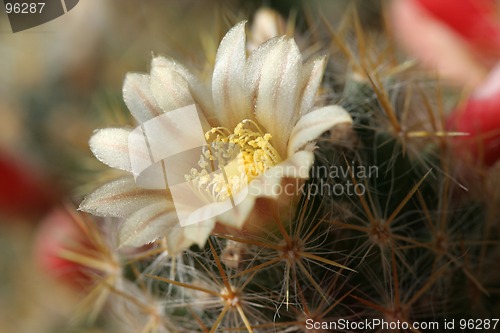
[392,0,500,166]
[34,208,94,289]
[0,150,57,220]
[416,0,500,58]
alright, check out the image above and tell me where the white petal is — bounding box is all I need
[287,105,352,156]
[254,38,302,156]
[245,36,286,108]
[117,196,215,253]
[118,200,177,248]
[172,61,215,124]
[247,8,283,52]
[212,21,251,128]
[160,219,214,254]
[123,73,163,123]
[164,228,192,253]
[277,150,315,178]
[79,177,167,218]
[216,195,257,229]
[150,57,195,113]
[299,56,327,115]
[90,128,132,172]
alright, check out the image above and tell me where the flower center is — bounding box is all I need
[185,119,281,202]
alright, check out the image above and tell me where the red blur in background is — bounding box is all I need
[394,0,500,166]
[34,208,94,289]
[417,0,500,58]
[0,150,58,220]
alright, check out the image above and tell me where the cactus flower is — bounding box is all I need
[79,22,352,253]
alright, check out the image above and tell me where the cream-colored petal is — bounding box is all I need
[245,36,286,109]
[118,200,177,248]
[216,195,257,229]
[171,61,216,124]
[160,228,191,254]
[118,198,215,253]
[79,177,167,218]
[123,73,163,123]
[164,228,192,254]
[299,56,327,115]
[254,38,302,156]
[287,105,352,156]
[89,128,132,172]
[175,219,215,250]
[212,21,251,128]
[149,57,195,113]
[247,8,285,52]
[277,150,315,178]
[249,150,314,198]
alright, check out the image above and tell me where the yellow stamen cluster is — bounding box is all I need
[185,119,282,202]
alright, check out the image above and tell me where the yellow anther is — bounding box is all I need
[185,120,282,202]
